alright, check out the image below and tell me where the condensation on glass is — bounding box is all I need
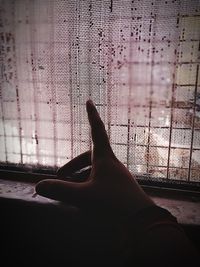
[0,0,199,182]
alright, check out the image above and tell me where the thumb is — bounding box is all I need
[35,179,91,206]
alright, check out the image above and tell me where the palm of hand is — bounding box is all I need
[36,100,153,218]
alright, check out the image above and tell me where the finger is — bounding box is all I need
[35,179,91,206]
[57,151,92,179]
[86,100,113,157]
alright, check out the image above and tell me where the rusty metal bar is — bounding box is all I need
[188,64,199,181]
[166,75,176,179]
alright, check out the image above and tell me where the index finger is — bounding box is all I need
[86,100,113,157]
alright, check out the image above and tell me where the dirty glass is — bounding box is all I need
[0,0,200,182]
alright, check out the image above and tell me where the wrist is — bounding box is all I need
[116,205,180,249]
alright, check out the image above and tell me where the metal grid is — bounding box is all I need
[0,0,200,183]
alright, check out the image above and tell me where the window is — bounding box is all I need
[0,0,200,185]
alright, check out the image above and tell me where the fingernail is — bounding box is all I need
[86,99,94,106]
[86,99,95,112]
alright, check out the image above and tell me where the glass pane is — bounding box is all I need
[0,0,199,183]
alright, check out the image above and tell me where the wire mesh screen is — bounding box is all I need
[0,0,200,182]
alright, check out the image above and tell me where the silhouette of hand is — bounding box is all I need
[36,100,154,218]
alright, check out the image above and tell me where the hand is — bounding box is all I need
[36,100,154,219]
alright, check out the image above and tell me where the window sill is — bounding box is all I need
[0,174,200,226]
[1,172,200,265]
